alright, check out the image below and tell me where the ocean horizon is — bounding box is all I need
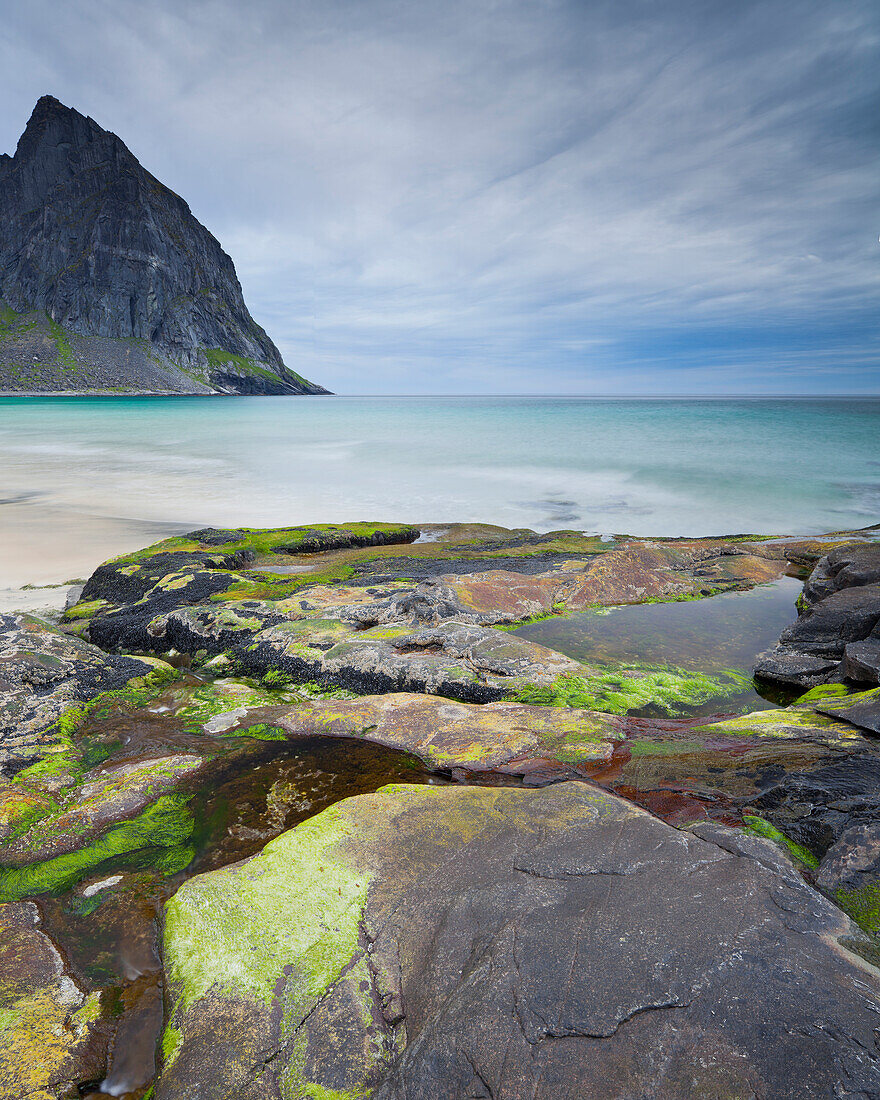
[2,394,878,586]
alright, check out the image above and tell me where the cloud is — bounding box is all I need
[1,0,877,392]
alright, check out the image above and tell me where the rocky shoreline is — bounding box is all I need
[2,519,880,1098]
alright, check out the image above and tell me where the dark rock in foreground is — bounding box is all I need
[159,783,880,1100]
[0,96,328,395]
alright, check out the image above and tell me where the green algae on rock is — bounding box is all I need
[741,813,820,870]
[0,611,178,778]
[509,665,751,716]
[0,793,196,902]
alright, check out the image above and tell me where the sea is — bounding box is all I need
[1,395,878,585]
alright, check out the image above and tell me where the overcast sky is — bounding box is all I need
[2,0,877,393]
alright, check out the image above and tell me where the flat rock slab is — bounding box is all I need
[159,783,880,1100]
[235,618,588,703]
[272,692,623,774]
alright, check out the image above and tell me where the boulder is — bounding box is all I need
[844,639,880,684]
[158,783,880,1100]
[804,543,880,603]
[753,647,839,688]
[814,686,880,735]
[779,584,880,655]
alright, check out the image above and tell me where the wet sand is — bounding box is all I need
[0,500,186,591]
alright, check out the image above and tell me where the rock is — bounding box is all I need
[750,753,880,856]
[754,647,840,688]
[575,703,880,833]
[158,783,880,1100]
[844,639,880,684]
[63,584,84,612]
[271,692,623,775]
[780,584,880,655]
[0,901,107,1099]
[814,686,880,735]
[756,544,880,689]
[0,96,328,395]
[804,543,880,602]
[0,612,172,777]
[86,571,259,651]
[816,822,880,932]
[243,618,588,702]
[0,677,304,901]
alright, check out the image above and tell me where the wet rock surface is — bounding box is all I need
[274,692,623,776]
[158,783,880,1100]
[0,900,107,1100]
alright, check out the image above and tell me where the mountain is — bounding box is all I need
[0,96,328,394]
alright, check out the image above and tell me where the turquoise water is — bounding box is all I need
[1,396,878,539]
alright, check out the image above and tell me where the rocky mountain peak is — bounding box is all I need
[0,95,327,394]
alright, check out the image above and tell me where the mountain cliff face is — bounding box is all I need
[0,96,328,394]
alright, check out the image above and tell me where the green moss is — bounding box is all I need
[834,883,880,935]
[628,739,704,756]
[161,1023,183,1068]
[262,669,293,688]
[173,682,284,732]
[61,598,110,622]
[163,801,369,1013]
[741,814,819,869]
[796,683,852,704]
[0,1007,19,1031]
[510,667,750,717]
[696,707,862,741]
[204,347,273,378]
[215,564,357,603]
[289,681,360,701]
[14,751,80,784]
[124,522,415,563]
[222,722,287,742]
[48,317,77,369]
[0,794,195,901]
[495,606,567,631]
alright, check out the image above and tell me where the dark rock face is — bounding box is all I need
[159,784,880,1100]
[0,96,328,395]
[816,687,880,735]
[750,754,880,856]
[755,543,880,688]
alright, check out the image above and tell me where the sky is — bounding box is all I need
[1,0,878,394]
